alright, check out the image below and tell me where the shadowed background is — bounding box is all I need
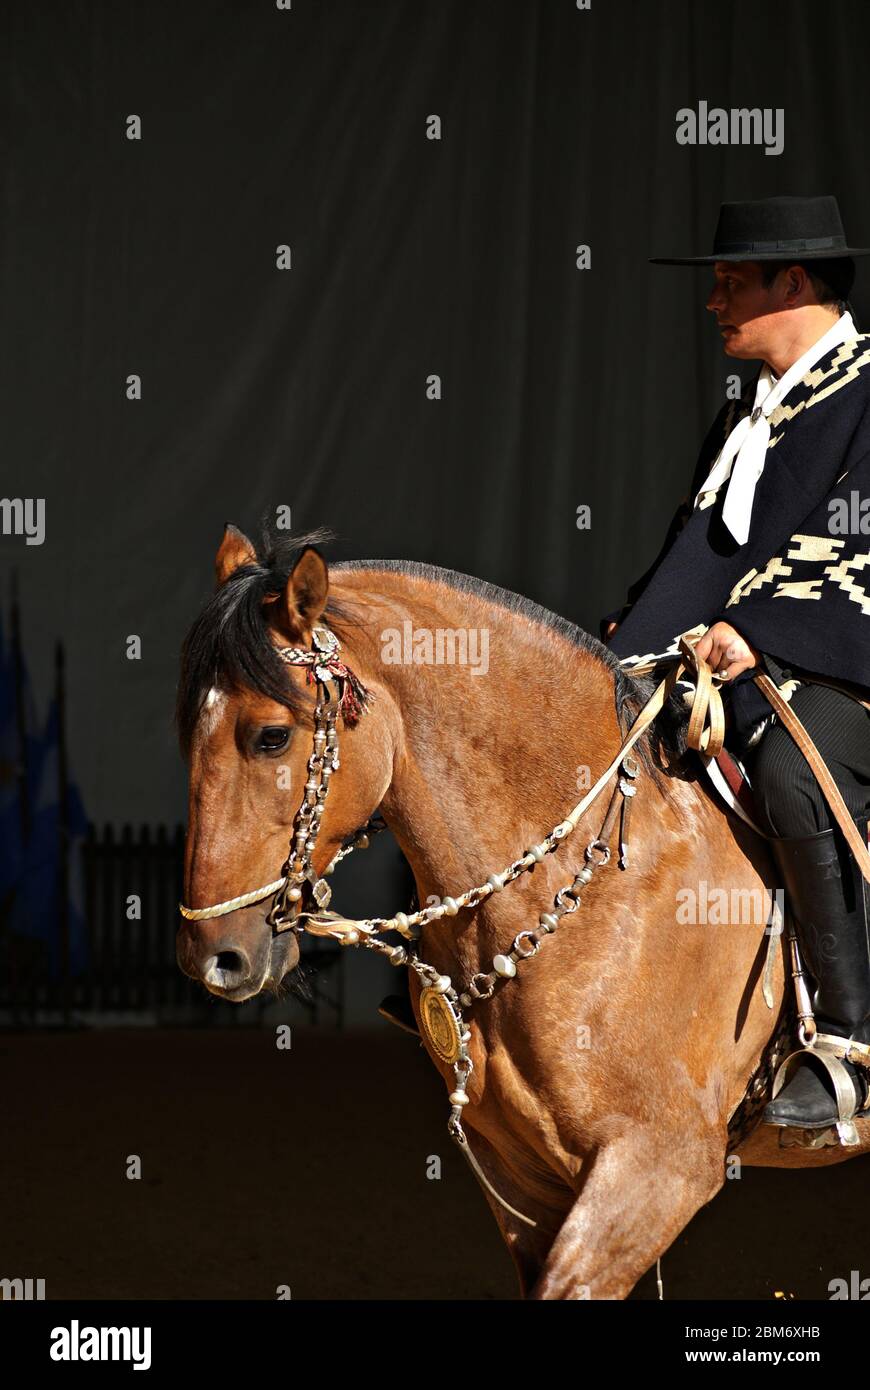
[4,0,870,823]
[2,0,870,1300]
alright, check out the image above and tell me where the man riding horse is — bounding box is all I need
[602,195,870,1133]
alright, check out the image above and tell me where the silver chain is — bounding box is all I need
[180,624,640,1229]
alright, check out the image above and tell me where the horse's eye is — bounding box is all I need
[258,726,291,753]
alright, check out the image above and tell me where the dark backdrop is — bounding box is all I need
[5,0,870,1309]
[4,0,870,823]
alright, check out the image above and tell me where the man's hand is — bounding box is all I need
[693,621,761,680]
[604,620,619,638]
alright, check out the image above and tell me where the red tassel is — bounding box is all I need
[278,642,372,726]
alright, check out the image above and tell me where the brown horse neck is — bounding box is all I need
[327,565,647,903]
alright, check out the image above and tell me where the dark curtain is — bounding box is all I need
[3,0,870,822]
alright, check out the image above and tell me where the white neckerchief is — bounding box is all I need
[694,311,858,545]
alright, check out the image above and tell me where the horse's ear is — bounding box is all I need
[263,546,329,643]
[215,524,257,586]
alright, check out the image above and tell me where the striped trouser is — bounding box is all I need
[745,682,870,839]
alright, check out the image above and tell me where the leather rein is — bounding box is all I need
[179,623,870,1228]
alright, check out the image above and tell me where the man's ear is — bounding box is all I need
[783,263,808,304]
[262,546,329,644]
[215,524,258,586]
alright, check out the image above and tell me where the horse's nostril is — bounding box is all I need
[203,949,251,990]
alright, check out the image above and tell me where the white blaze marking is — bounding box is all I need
[199,685,227,737]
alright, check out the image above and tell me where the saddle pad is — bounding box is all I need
[700,746,767,836]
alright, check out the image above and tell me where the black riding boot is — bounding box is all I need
[763,815,870,1129]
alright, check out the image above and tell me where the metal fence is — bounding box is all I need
[0,822,345,1029]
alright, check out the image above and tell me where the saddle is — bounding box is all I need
[629,630,870,1146]
[631,627,870,882]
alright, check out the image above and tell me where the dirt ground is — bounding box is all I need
[1,1026,868,1300]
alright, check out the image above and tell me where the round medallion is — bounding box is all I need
[312,625,338,656]
[419,987,462,1064]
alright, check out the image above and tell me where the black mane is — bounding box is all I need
[175,527,359,759]
[176,531,688,782]
[335,558,689,786]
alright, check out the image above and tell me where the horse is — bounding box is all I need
[175,524,870,1299]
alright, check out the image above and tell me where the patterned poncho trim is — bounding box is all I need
[606,334,870,703]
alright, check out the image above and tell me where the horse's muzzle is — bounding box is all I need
[176,907,300,1000]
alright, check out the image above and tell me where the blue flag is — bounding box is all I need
[7,696,90,977]
[0,610,40,906]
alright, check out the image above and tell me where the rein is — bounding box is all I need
[179,623,702,1228]
[179,622,870,1227]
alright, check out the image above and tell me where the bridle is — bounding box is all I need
[179,624,377,930]
[179,624,725,1229]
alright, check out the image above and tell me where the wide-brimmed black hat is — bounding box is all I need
[650,195,870,265]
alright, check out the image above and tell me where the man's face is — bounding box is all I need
[706,260,785,360]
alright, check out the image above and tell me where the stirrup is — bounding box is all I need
[814,1032,870,1072]
[771,1037,870,1147]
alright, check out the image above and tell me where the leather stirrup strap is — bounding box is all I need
[751,671,870,886]
[678,634,870,883]
[617,631,870,885]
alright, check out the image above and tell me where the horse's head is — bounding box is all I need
[175,525,395,1001]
